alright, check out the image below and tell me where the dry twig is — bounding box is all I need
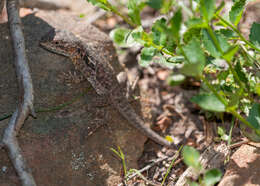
[118,150,181,186]
[1,0,36,185]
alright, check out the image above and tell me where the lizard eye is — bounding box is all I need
[55,41,59,44]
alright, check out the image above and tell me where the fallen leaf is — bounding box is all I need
[155,116,172,132]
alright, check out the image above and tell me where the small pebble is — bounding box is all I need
[153,170,160,179]
[2,166,7,173]
[165,163,170,168]
[165,149,175,156]
[157,151,165,158]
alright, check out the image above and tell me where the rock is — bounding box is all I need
[218,143,260,186]
[0,9,148,186]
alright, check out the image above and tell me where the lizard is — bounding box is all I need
[39,28,173,148]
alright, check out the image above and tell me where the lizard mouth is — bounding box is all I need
[39,29,71,57]
[39,42,70,57]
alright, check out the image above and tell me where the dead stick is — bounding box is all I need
[118,151,181,186]
[1,0,36,185]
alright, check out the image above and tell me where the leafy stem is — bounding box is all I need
[227,109,253,130]
[109,5,137,28]
[200,75,228,106]
[215,14,260,53]
[201,75,252,131]
[206,24,246,92]
[206,25,223,54]
[150,42,176,56]
[225,59,245,91]
[206,22,247,96]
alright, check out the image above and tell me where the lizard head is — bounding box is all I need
[40,28,99,74]
[40,28,80,57]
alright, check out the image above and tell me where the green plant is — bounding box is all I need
[110,146,128,176]
[161,145,183,185]
[111,145,183,185]
[182,146,222,186]
[110,146,158,185]
[86,0,260,141]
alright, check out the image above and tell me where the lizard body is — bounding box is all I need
[40,28,173,147]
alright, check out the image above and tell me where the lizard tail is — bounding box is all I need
[113,97,174,148]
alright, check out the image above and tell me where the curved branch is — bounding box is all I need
[3,109,36,186]
[1,0,36,185]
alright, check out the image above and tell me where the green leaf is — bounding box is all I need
[247,103,260,130]
[160,0,174,14]
[186,18,206,29]
[139,47,157,67]
[87,0,112,11]
[202,29,219,57]
[191,93,226,112]
[229,0,246,26]
[202,169,222,186]
[170,8,182,39]
[131,27,153,47]
[128,0,143,25]
[167,56,185,63]
[215,1,225,15]
[154,53,178,69]
[147,0,162,10]
[200,0,216,23]
[164,39,176,53]
[218,29,237,38]
[202,29,230,58]
[183,27,201,43]
[151,18,177,51]
[227,88,241,110]
[234,61,248,85]
[181,38,206,77]
[109,28,131,46]
[218,127,229,141]
[256,83,260,96]
[210,58,228,69]
[222,45,239,61]
[249,22,260,48]
[151,18,168,46]
[168,74,186,86]
[131,26,146,45]
[182,146,202,171]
